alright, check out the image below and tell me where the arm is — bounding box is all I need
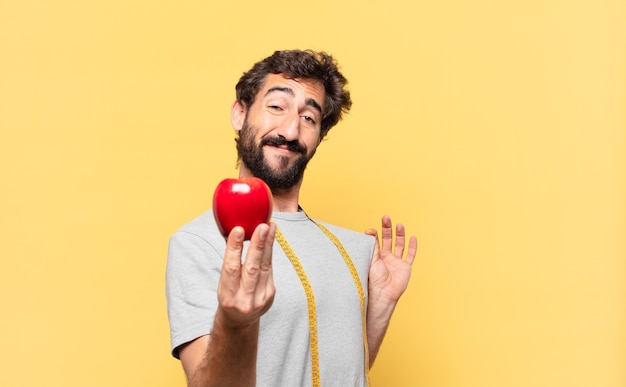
[365,215,418,367]
[179,223,277,387]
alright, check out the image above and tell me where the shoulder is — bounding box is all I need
[168,209,226,261]
[313,219,376,253]
[171,209,223,244]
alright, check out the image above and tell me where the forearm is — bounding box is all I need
[366,295,398,367]
[187,311,260,387]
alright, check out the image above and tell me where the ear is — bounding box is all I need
[231,100,247,132]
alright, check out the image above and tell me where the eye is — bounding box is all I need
[302,115,316,125]
[269,105,283,111]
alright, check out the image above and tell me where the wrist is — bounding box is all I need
[367,293,397,319]
[214,307,261,333]
[368,284,401,305]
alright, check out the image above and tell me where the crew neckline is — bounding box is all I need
[271,210,310,222]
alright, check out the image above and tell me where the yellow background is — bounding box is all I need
[1,0,624,386]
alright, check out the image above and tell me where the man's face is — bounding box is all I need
[235,74,325,190]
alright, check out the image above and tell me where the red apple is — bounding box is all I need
[212,177,273,240]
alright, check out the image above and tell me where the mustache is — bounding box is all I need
[260,136,307,155]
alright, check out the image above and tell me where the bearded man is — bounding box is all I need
[166,49,417,387]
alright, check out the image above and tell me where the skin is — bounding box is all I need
[178,73,418,386]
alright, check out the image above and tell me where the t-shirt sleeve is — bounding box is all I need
[166,230,223,359]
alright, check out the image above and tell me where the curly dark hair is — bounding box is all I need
[235,49,352,138]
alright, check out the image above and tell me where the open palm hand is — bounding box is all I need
[366,215,418,303]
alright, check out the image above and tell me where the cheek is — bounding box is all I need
[303,134,321,154]
[258,115,284,136]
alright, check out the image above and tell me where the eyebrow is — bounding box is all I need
[265,86,323,114]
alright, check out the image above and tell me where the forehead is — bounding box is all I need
[259,73,325,109]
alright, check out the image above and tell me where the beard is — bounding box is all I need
[235,120,316,191]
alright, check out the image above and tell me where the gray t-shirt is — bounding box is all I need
[166,209,375,386]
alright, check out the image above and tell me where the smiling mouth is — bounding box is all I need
[265,144,296,156]
[261,138,306,155]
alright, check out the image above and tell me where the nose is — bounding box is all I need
[276,111,300,141]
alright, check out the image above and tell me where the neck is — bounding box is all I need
[238,167,302,213]
[270,189,301,212]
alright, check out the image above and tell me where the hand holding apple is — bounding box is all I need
[212,177,273,240]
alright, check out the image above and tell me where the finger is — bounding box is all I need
[405,236,418,265]
[259,222,276,272]
[394,223,406,257]
[381,215,394,253]
[221,226,245,295]
[256,222,276,301]
[241,223,270,293]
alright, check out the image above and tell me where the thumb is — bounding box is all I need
[365,228,380,262]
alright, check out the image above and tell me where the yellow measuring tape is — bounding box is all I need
[275,220,370,387]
